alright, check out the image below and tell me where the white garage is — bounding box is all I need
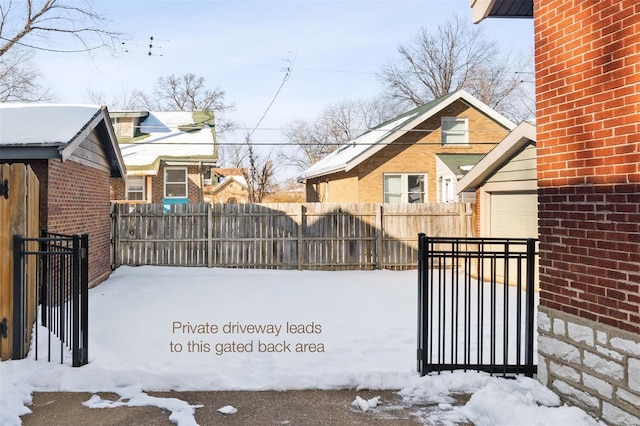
[456,121,537,287]
[457,121,537,239]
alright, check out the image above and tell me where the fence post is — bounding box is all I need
[376,204,384,270]
[297,204,305,270]
[525,238,536,378]
[207,203,213,268]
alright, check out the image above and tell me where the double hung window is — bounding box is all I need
[384,174,427,203]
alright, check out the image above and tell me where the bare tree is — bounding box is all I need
[0,49,52,101]
[0,0,121,57]
[281,97,404,171]
[243,137,275,203]
[216,140,248,169]
[83,85,145,110]
[142,73,231,112]
[131,73,235,133]
[379,14,531,121]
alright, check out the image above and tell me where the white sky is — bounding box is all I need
[32,0,534,179]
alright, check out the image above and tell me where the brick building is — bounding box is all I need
[471,1,640,424]
[109,111,217,207]
[0,104,126,287]
[297,90,514,203]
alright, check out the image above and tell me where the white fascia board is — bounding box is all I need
[454,90,517,130]
[456,120,536,194]
[470,0,497,23]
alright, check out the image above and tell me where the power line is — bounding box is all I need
[244,57,294,142]
[119,141,505,147]
[0,35,106,54]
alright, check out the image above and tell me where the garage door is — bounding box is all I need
[487,192,539,288]
[490,192,538,238]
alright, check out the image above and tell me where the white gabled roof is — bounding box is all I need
[117,111,216,171]
[296,90,516,183]
[456,120,536,194]
[0,103,103,146]
[0,103,126,177]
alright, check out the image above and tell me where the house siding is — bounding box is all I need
[535,1,640,423]
[486,145,537,184]
[306,100,509,203]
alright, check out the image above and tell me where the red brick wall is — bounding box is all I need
[150,165,203,203]
[47,159,114,287]
[110,165,203,203]
[535,1,640,333]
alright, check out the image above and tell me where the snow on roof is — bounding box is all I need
[0,103,101,146]
[296,110,422,182]
[117,111,215,168]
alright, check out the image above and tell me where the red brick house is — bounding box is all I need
[109,111,217,207]
[0,104,126,287]
[471,1,640,424]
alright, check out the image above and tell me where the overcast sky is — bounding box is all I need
[33,0,534,180]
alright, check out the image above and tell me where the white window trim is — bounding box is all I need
[383,173,428,203]
[125,175,146,201]
[438,175,457,203]
[441,117,469,145]
[164,167,188,199]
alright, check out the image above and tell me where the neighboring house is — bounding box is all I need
[471,1,640,425]
[203,167,249,204]
[296,90,515,203]
[0,104,126,287]
[109,111,217,206]
[456,120,537,239]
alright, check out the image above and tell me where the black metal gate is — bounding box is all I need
[417,234,537,378]
[13,230,89,367]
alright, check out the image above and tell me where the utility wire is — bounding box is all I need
[245,59,293,142]
[0,35,108,54]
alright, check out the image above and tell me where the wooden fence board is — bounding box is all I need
[112,202,474,271]
[0,164,39,361]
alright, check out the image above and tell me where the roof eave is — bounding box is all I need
[59,107,127,178]
[470,0,496,23]
[456,121,536,194]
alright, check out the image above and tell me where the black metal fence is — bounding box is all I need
[13,230,89,367]
[417,234,537,378]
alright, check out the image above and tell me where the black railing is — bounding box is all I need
[417,234,537,378]
[13,230,89,367]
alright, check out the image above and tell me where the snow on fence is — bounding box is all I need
[111,202,474,270]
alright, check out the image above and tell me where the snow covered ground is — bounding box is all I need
[0,266,602,425]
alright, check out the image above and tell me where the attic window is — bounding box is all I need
[441,117,468,145]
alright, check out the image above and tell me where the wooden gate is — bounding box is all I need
[0,164,40,361]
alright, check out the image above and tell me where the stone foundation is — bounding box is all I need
[538,306,640,426]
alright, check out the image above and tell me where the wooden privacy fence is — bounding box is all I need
[0,164,39,361]
[112,202,474,270]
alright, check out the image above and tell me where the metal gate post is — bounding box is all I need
[12,235,24,360]
[417,233,429,375]
[80,233,89,365]
[525,238,536,378]
[71,234,81,367]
